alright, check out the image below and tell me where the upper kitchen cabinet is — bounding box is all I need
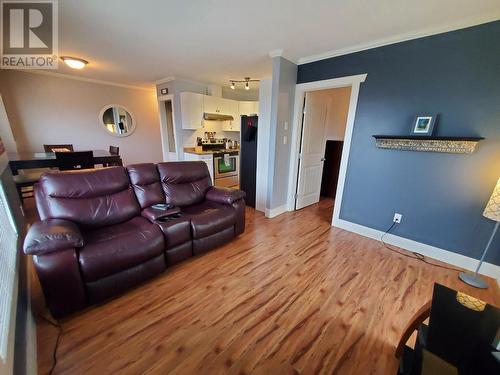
[203,95,225,114]
[222,99,241,131]
[239,101,259,116]
[180,92,204,129]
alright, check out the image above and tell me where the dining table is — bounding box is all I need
[8,150,123,175]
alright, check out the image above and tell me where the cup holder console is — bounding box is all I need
[156,213,182,222]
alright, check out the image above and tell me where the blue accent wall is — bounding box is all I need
[298,21,500,265]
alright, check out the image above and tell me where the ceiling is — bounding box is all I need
[55,0,500,88]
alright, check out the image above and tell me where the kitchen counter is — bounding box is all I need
[184,147,240,155]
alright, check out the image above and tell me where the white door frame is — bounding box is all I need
[157,94,178,161]
[287,73,367,226]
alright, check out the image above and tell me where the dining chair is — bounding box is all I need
[109,146,119,155]
[13,172,42,203]
[55,151,95,171]
[44,144,74,153]
[105,146,121,167]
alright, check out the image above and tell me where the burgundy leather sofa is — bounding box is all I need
[23,162,245,318]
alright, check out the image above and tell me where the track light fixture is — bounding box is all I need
[228,77,259,90]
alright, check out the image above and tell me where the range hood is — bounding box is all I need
[203,112,234,121]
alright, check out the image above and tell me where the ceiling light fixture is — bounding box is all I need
[228,77,259,90]
[60,56,88,69]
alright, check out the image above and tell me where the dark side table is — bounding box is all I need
[397,283,500,375]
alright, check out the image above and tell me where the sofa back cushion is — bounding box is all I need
[127,163,165,209]
[157,161,212,207]
[37,167,140,227]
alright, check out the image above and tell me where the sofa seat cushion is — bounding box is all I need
[181,200,236,239]
[78,217,164,282]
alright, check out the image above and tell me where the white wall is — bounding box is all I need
[182,121,240,148]
[221,87,259,101]
[266,57,297,214]
[0,70,162,165]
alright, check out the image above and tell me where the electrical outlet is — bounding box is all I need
[393,213,402,224]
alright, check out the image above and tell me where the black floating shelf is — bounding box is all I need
[372,135,484,154]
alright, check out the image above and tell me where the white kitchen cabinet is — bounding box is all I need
[180,92,204,129]
[203,95,225,114]
[222,100,241,131]
[183,152,214,183]
[239,101,259,116]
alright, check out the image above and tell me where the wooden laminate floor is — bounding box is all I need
[32,199,500,375]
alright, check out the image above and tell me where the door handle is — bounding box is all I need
[321,157,326,161]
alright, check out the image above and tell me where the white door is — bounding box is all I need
[295,92,328,210]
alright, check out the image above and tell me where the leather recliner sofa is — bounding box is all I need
[23,161,246,318]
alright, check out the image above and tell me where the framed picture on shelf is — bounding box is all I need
[411,115,437,136]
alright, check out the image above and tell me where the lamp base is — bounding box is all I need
[458,272,488,289]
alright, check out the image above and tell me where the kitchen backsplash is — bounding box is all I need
[182,120,240,147]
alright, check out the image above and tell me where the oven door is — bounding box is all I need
[214,155,239,179]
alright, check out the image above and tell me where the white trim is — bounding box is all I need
[156,94,178,161]
[26,256,37,375]
[268,49,284,58]
[19,70,153,91]
[154,76,177,85]
[154,75,210,88]
[268,49,298,64]
[265,204,288,219]
[287,74,367,224]
[334,218,500,282]
[298,15,500,65]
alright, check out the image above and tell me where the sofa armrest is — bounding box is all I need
[24,219,84,256]
[34,249,87,318]
[206,187,246,205]
[141,206,181,222]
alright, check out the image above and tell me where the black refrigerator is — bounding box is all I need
[240,115,258,207]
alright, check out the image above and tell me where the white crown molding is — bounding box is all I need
[268,49,284,58]
[333,217,500,282]
[154,76,177,85]
[18,70,154,91]
[268,49,298,64]
[154,75,215,89]
[298,15,500,65]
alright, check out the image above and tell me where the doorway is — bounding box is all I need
[157,95,178,161]
[294,87,351,219]
[287,74,367,226]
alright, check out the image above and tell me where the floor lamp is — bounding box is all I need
[459,177,500,289]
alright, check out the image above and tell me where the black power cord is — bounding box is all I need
[380,222,463,272]
[38,314,62,375]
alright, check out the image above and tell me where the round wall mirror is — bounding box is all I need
[99,105,136,137]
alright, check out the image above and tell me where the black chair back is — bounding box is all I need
[44,144,74,152]
[109,146,120,155]
[56,151,95,171]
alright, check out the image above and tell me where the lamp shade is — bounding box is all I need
[483,177,500,222]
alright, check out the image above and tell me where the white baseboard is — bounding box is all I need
[25,299,37,375]
[265,204,288,218]
[333,217,500,282]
